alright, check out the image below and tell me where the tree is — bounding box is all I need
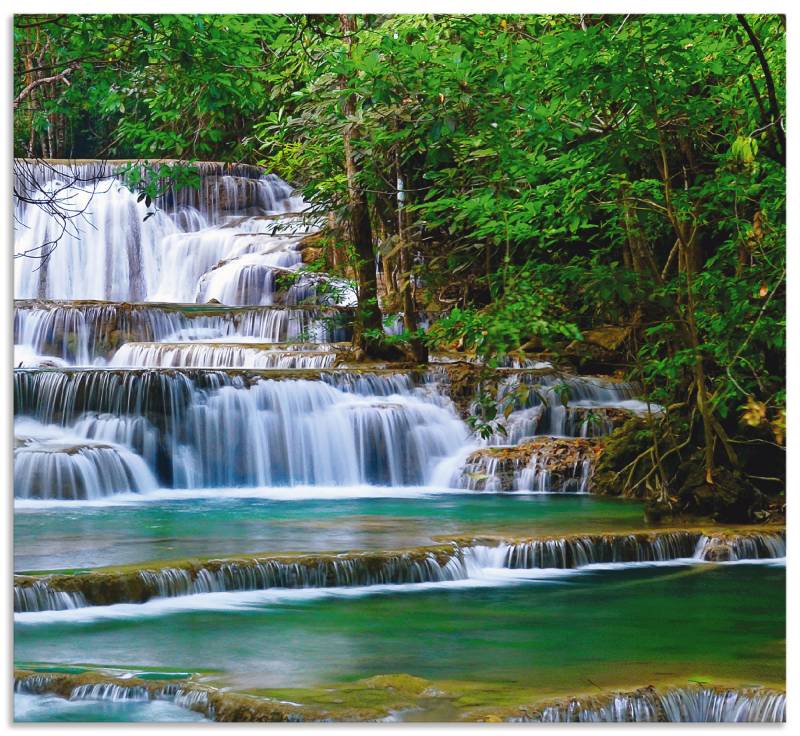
[14,13,786,505]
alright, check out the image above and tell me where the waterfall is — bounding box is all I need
[473,531,702,569]
[14,675,56,694]
[695,532,786,561]
[14,419,158,500]
[174,688,214,716]
[512,686,785,723]
[14,301,351,366]
[14,178,177,301]
[14,671,200,708]
[14,530,784,611]
[14,581,88,613]
[14,369,468,493]
[659,687,786,722]
[109,343,338,369]
[13,548,469,610]
[137,551,467,599]
[70,684,150,702]
[14,161,317,305]
[14,670,783,724]
[451,438,599,493]
[483,373,650,443]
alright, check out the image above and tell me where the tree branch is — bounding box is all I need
[13,65,76,109]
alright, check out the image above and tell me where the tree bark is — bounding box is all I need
[338,14,389,358]
[397,177,428,363]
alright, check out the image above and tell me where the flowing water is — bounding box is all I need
[13,160,785,721]
[14,692,207,723]
[15,564,784,695]
[15,494,646,571]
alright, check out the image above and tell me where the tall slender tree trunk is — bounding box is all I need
[396,161,427,363]
[339,14,386,358]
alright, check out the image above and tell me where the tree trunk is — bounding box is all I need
[397,208,428,363]
[338,14,390,359]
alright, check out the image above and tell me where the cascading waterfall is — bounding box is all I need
[137,551,468,599]
[70,684,151,702]
[695,532,786,561]
[513,687,786,723]
[14,161,309,304]
[15,669,784,724]
[173,688,214,717]
[659,687,786,722]
[151,229,309,305]
[13,530,785,611]
[14,418,158,500]
[13,672,785,723]
[14,179,177,301]
[14,369,468,493]
[448,436,600,494]
[14,672,202,711]
[483,373,647,444]
[516,451,593,493]
[13,160,654,498]
[14,675,57,694]
[12,160,785,724]
[14,581,88,613]
[479,530,786,569]
[453,448,594,493]
[14,301,351,365]
[470,532,701,569]
[109,342,338,369]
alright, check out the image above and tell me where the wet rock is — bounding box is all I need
[459,438,602,492]
[699,540,736,561]
[644,499,672,523]
[676,452,766,523]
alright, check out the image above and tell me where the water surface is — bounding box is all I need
[13,692,206,722]
[15,493,646,571]
[15,563,784,695]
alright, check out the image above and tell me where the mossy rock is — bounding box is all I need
[591,416,653,498]
[676,451,765,523]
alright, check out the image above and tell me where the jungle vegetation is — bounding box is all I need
[14,13,785,517]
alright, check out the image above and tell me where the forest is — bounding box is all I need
[15,13,786,520]
[12,13,786,725]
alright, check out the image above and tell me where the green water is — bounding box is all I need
[15,494,646,571]
[15,563,784,696]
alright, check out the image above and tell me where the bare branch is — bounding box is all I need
[13,64,76,109]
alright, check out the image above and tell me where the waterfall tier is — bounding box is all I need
[13,529,784,611]
[15,300,352,365]
[109,342,341,369]
[471,372,651,445]
[13,160,331,304]
[512,686,786,723]
[451,438,602,493]
[13,365,682,496]
[14,368,466,492]
[14,669,784,724]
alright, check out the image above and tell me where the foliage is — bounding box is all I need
[13,12,786,490]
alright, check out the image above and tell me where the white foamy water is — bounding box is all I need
[14,556,784,626]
